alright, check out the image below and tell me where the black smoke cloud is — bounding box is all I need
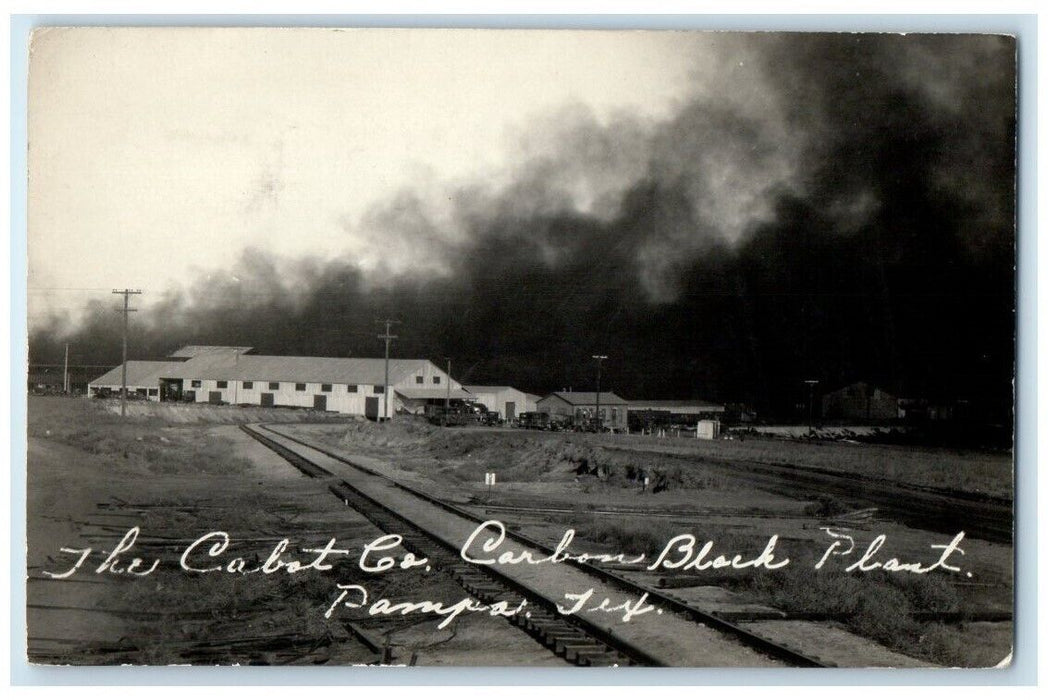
[30,34,1016,419]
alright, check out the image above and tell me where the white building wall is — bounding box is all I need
[187,379,387,416]
[390,362,463,415]
[394,362,462,393]
[95,358,459,418]
[468,387,531,420]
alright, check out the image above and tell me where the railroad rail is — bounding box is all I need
[242,423,830,668]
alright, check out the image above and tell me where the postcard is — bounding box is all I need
[25,27,1016,669]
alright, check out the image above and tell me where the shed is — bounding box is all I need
[536,391,629,431]
[463,385,535,421]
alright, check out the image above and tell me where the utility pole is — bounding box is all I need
[63,343,69,394]
[804,379,820,435]
[112,289,142,417]
[592,355,607,432]
[444,357,451,427]
[376,319,400,421]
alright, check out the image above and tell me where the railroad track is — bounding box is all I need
[602,445,1014,544]
[241,423,830,668]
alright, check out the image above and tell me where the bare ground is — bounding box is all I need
[24,398,1014,668]
[283,417,1014,668]
[25,397,562,666]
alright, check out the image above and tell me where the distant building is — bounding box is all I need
[536,391,629,431]
[821,381,899,422]
[463,385,537,421]
[87,345,469,419]
[723,402,758,424]
[29,364,113,395]
[626,399,725,430]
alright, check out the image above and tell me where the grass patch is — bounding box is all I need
[731,565,998,667]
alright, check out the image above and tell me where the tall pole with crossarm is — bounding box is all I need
[592,355,608,432]
[444,357,451,427]
[112,289,142,418]
[804,379,820,435]
[377,319,400,421]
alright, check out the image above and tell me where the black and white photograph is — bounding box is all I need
[23,26,1018,670]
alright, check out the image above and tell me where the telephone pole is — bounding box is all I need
[112,289,142,417]
[444,357,451,427]
[63,343,69,394]
[592,355,607,432]
[804,379,820,435]
[376,319,400,421]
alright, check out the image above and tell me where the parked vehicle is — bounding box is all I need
[518,411,553,430]
[424,404,472,427]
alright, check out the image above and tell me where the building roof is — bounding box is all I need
[538,391,628,405]
[397,387,473,400]
[627,399,725,413]
[463,385,525,394]
[89,346,443,387]
[170,345,253,358]
[89,361,187,387]
[824,381,898,398]
[186,356,432,384]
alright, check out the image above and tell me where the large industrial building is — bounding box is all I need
[87,346,470,419]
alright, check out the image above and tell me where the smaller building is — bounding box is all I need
[626,398,725,432]
[536,391,629,431]
[462,385,537,421]
[821,381,899,422]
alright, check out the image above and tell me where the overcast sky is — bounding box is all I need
[28,28,738,323]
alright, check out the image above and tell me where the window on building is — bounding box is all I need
[191,380,201,388]
[373,385,384,395]
[433,375,441,384]
[269,382,279,390]
[296,383,306,391]
[148,388,158,396]
[347,384,358,393]
[217,381,228,389]
[243,381,253,390]
[321,384,332,392]
[415,375,424,384]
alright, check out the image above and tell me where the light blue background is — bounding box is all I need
[9,13,1038,686]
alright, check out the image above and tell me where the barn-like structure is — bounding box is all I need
[87,345,470,419]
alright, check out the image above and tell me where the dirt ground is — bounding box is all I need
[286,417,1015,668]
[23,398,1014,668]
[25,397,562,666]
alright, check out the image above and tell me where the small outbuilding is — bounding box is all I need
[462,385,537,421]
[536,391,629,431]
